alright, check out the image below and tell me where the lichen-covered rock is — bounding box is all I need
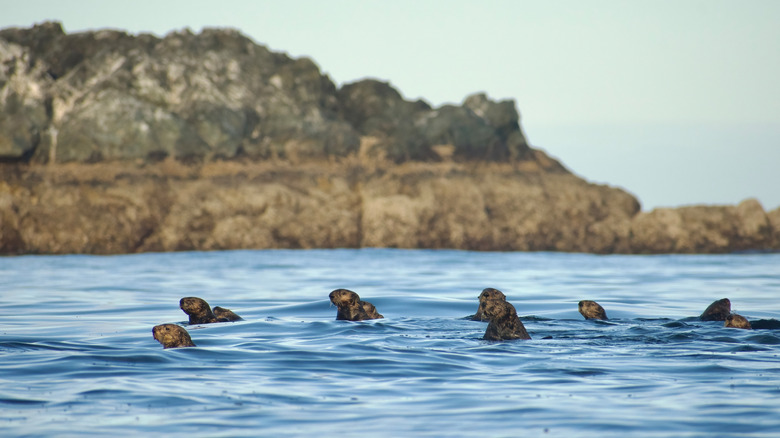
[0,38,51,161]
[338,80,534,163]
[0,23,541,166]
[462,93,530,160]
[0,22,360,163]
[338,79,432,161]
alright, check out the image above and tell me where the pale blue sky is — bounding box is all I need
[2,0,779,210]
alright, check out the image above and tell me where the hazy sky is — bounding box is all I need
[2,0,779,210]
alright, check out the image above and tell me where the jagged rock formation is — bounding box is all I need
[0,21,536,165]
[1,22,778,255]
[0,22,358,163]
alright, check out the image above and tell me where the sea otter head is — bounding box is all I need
[180,297,212,318]
[481,300,517,321]
[329,289,360,308]
[478,288,507,303]
[578,300,608,320]
[725,313,752,330]
[700,298,731,321]
[152,324,196,348]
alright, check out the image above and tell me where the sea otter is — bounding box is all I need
[481,299,531,341]
[180,297,242,324]
[360,300,384,320]
[578,300,608,320]
[470,288,507,321]
[700,298,731,321]
[152,324,196,348]
[725,313,752,330]
[328,289,384,321]
[212,306,243,322]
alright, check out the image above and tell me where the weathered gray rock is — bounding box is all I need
[0,37,51,161]
[338,80,533,163]
[463,93,530,160]
[0,23,541,166]
[338,79,432,161]
[0,22,361,163]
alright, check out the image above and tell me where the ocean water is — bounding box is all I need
[1,249,779,437]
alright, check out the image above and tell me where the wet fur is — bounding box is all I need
[180,297,241,324]
[578,300,608,320]
[470,288,507,321]
[213,306,243,322]
[700,298,731,321]
[329,289,383,321]
[725,313,752,330]
[360,301,384,320]
[153,324,196,348]
[481,300,531,341]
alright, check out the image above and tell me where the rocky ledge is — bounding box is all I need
[1,22,778,255]
[2,160,778,255]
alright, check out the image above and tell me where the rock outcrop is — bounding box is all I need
[2,160,778,255]
[1,22,778,255]
[0,160,640,254]
[0,22,360,163]
[0,21,536,166]
[629,199,777,253]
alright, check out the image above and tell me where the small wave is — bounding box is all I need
[0,397,48,405]
[751,319,780,330]
[2,249,780,437]
[747,334,780,345]
[729,344,771,352]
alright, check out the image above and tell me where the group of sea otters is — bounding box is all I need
[152,289,771,349]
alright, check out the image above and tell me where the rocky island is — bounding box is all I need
[1,22,779,255]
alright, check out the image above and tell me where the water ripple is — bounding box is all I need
[1,250,779,437]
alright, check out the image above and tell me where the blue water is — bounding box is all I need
[2,250,779,437]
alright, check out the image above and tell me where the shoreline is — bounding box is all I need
[2,159,778,256]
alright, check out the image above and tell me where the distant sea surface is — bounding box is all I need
[2,249,780,437]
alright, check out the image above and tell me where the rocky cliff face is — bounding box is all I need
[1,22,778,255]
[0,22,537,166]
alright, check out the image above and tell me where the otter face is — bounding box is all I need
[481,300,514,321]
[578,300,608,320]
[479,288,507,303]
[152,324,196,348]
[180,297,212,317]
[725,313,752,330]
[329,289,360,308]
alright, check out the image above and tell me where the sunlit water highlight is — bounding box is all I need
[2,250,779,437]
